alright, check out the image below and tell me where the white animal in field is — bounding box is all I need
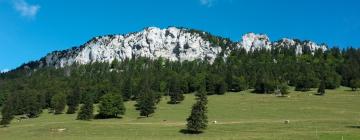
[213,121,217,124]
[284,120,290,124]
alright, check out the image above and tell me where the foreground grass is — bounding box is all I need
[1,87,360,140]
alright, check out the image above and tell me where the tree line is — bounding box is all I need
[1,46,360,133]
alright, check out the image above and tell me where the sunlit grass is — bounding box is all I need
[1,87,360,140]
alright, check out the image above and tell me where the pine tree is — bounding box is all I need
[350,79,360,91]
[77,94,94,120]
[229,76,248,92]
[25,91,42,118]
[186,80,208,133]
[137,92,156,117]
[168,75,184,104]
[51,92,67,114]
[205,74,216,95]
[195,81,208,104]
[215,77,227,95]
[279,83,289,96]
[294,62,320,91]
[317,80,326,95]
[98,93,125,118]
[136,76,156,117]
[122,77,133,101]
[66,86,81,114]
[11,90,27,115]
[0,95,15,126]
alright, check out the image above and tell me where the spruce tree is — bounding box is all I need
[168,75,184,104]
[230,76,248,92]
[350,79,360,91]
[77,94,94,120]
[0,96,15,126]
[51,93,67,114]
[25,91,42,118]
[279,83,289,96]
[98,93,125,118]
[122,77,133,101]
[317,80,326,95]
[294,62,320,91]
[186,80,208,133]
[136,76,157,117]
[205,74,216,95]
[66,86,81,114]
[195,82,208,104]
[215,77,227,95]
[137,92,156,117]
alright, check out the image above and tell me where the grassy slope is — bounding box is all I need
[1,87,360,140]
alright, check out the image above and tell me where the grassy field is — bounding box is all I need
[1,87,360,140]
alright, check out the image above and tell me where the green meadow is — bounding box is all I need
[1,87,360,140]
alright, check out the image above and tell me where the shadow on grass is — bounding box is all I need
[136,116,153,119]
[179,129,203,134]
[250,90,271,94]
[314,93,325,96]
[346,126,360,129]
[0,125,9,128]
[167,101,181,105]
[94,114,123,119]
[276,95,290,98]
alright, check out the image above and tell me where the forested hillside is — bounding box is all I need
[1,27,360,128]
[1,45,360,127]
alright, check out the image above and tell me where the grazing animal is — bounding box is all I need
[213,120,217,124]
[284,120,290,124]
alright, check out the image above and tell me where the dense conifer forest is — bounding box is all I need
[1,46,360,128]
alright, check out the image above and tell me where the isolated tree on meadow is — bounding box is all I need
[195,81,208,105]
[137,92,156,117]
[98,93,125,118]
[186,80,208,133]
[77,94,94,120]
[51,93,67,114]
[136,77,156,117]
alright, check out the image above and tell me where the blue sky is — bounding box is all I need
[1,0,360,70]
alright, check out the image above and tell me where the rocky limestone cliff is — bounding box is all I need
[35,27,327,68]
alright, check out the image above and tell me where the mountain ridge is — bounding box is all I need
[20,27,327,69]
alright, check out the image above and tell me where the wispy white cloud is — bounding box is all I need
[199,0,234,7]
[13,0,40,18]
[199,0,215,7]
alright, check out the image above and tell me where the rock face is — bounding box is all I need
[238,33,327,55]
[238,33,272,52]
[272,38,327,55]
[37,27,327,68]
[43,27,222,68]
